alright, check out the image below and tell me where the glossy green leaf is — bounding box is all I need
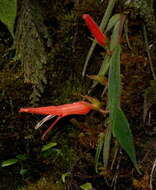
[80,182,93,190]
[41,142,57,152]
[112,107,140,173]
[1,158,18,167]
[0,0,17,37]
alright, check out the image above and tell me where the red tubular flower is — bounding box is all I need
[19,101,92,116]
[19,101,93,139]
[82,14,107,46]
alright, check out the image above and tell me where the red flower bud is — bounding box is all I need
[82,14,107,46]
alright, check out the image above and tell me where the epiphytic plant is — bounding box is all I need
[82,14,140,173]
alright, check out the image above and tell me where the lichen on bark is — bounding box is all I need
[14,0,49,105]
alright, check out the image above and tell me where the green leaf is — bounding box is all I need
[108,45,121,109]
[80,182,93,190]
[1,158,18,167]
[0,0,17,37]
[108,45,140,173]
[106,14,120,32]
[16,154,28,161]
[110,21,120,51]
[20,168,29,176]
[61,172,70,183]
[41,142,57,152]
[112,107,140,173]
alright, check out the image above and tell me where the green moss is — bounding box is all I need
[18,177,65,190]
[53,79,87,104]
